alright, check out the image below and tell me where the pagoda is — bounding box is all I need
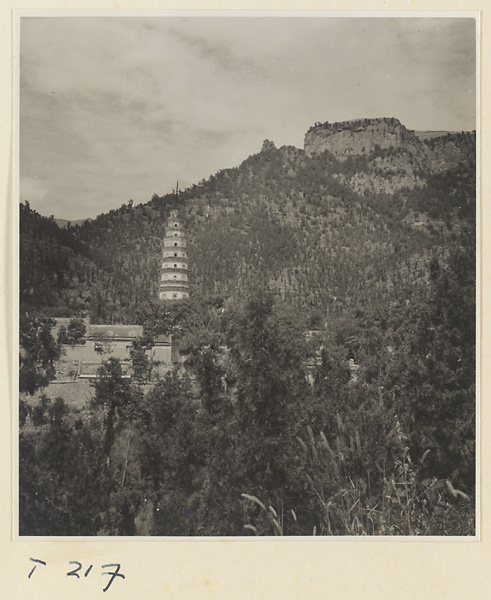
[159,210,189,301]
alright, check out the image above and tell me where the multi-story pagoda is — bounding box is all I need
[159,209,189,301]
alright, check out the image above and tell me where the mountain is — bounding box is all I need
[20,117,475,326]
[20,203,98,315]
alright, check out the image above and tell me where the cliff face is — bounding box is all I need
[304,118,426,162]
[303,118,475,192]
[419,131,476,173]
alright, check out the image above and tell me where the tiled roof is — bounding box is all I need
[88,324,143,340]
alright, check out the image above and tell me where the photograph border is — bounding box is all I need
[3,3,488,598]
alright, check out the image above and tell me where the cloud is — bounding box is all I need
[167,25,263,75]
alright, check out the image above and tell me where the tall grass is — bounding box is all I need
[241,418,475,536]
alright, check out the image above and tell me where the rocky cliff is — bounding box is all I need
[418,130,476,172]
[305,118,474,166]
[303,117,475,193]
[304,118,425,161]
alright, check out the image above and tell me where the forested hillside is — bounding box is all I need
[20,120,475,325]
[19,119,476,536]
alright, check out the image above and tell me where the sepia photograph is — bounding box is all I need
[17,14,477,538]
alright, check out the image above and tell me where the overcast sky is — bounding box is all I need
[19,15,476,220]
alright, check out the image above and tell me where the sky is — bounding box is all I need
[19,15,476,220]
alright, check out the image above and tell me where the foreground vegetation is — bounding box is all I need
[19,234,475,535]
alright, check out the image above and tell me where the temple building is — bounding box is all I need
[159,209,189,301]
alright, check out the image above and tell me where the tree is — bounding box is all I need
[58,317,86,345]
[364,231,476,489]
[19,315,61,395]
[130,339,150,383]
[92,358,134,456]
[225,292,311,510]
[19,408,109,536]
[310,344,351,438]
[137,372,203,535]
